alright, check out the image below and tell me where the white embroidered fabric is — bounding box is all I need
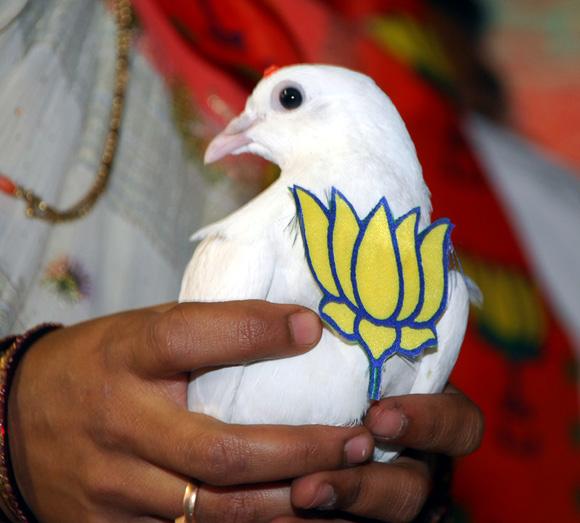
[0,0,249,335]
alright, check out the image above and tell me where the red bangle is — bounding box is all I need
[0,324,63,523]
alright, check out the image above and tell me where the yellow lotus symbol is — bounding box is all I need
[292,186,453,399]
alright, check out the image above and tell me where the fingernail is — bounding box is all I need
[344,434,373,465]
[367,406,407,440]
[289,310,320,346]
[307,484,336,509]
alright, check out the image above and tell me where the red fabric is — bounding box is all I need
[132,1,580,521]
[153,0,300,77]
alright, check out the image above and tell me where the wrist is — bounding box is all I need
[0,325,63,523]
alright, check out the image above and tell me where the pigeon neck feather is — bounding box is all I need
[280,149,431,225]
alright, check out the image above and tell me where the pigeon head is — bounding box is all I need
[204,64,419,175]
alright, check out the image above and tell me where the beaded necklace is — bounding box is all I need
[0,0,133,224]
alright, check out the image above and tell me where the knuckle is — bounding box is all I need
[83,514,113,523]
[91,414,123,450]
[455,401,485,455]
[236,314,269,351]
[146,317,172,369]
[99,325,126,372]
[391,469,430,523]
[340,472,364,509]
[90,412,115,449]
[87,517,110,523]
[421,406,448,449]
[417,397,467,453]
[89,385,132,451]
[295,439,324,470]
[195,433,250,484]
[147,307,189,369]
[207,492,260,523]
[84,463,123,504]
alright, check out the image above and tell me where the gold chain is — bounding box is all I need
[11,0,133,223]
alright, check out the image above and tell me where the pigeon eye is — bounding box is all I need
[278,86,303,110]
[271,81,306,112]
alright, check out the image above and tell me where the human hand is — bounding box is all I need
[279,385,484,523]
[7,301,374,522]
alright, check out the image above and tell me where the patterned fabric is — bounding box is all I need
[0,0,250,336]
[132,1,580,521]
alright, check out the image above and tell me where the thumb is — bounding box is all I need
[132,300,322,377]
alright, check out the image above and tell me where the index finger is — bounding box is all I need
[131,301,322,377]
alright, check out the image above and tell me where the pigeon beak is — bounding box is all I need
[204,112,258,164]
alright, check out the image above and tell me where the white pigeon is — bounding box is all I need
[179,64,469,461]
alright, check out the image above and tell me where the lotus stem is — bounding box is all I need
[368,364,382,400]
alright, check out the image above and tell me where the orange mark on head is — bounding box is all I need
[263,65,280,78]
